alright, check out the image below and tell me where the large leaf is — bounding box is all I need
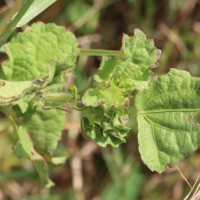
[17,0,58,27]
[135,69,200,173]
[2,23,79,81]
[23,107,66,155]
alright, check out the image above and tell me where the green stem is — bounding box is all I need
[0,0,34,47]
[80,48,122,57]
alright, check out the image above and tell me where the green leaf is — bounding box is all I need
[24,106,66,155]
[33,155,54,188]
[0,73,56,107]
[82,58,128,109]
[84,28,160,101]
[82,29,160,109]
[10,118,54,187]
[135,69,200,173]
[122,29,159,68]
[2,23,79,81]
[82,82,128,109]
[112,60,151,92]
[119,29,160,91]
[17,0,58,27]
[81,29,160,147]
[82,30,160,147]
[0,79,32,105]
[13,126,33,158]
[81,108,130,147]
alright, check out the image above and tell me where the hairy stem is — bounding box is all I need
[80,48,122,57]
[0,0,34,47]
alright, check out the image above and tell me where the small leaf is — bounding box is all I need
[81,107,130,147]
[122,29,160,69]
[82,82,128,109]
[135,69,200,173]
[119,29,161,91]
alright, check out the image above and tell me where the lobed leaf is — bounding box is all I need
[122,29,160,69]
[135,69,200,172]
[93,29,161,93]
[118,29,160,92]
[81,107,130,147]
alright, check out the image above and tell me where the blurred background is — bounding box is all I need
[0,0,200,199]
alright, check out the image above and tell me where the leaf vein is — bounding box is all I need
[143,88,200,110]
